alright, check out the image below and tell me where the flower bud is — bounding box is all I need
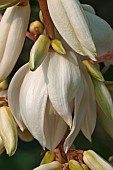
[69,160,83,170]
[51,39,66,55]
[0,80,8,91]
[0,106,17,156]
[29,34,50,71]
[40,151,55,165]
[0,0,21,10]
[82,60,104,81]
[83,150,113,170]
[18,128,33,142]
[29,21,44,36]
[33,161,62,170]
[92,78,113,120]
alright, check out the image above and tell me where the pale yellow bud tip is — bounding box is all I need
[51,39,66,55]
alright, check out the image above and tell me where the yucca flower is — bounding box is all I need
[0,1,30,82]
[8,50,96,152]
[47,0,113,59]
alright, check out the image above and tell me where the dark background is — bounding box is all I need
[0,0,113,169]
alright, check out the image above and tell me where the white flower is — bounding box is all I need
[47,0,113,59]
[8,51,96,151]
[0,2,30,82]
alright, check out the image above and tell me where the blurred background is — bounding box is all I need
[0,0,113,169]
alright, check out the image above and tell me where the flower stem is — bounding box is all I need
[38,0,55,39]
[90,53,113,64]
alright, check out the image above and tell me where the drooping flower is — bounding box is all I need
[0,1,30,82]
[47,0,113,59]
[8,50,97,152]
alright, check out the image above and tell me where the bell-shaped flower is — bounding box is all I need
[0,1,30,82]
[47,0,97,60]
[47,1,113,59]
[8,50,97,152]
[8,51,82,150]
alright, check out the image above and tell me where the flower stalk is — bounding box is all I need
[38,0,55,39]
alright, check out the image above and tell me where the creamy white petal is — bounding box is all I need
[8,63,29,131]
[44,99,68,150]
[86,11,113,56]
[64,73,88,153]
[47,52,81,127]
[81,65,96,141]
[0,6,15,61]
[47,0,96,59]
[0,3,30,82]
[19,57,49,148]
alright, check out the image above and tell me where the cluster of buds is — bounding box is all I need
[33,150,113,170]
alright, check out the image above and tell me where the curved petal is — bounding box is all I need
[44,99,68,150]
[64,72,88,153]
[86,11,113,56]
[82,4,96,14]
[19,57,49,148]
[97,105,113,139]
[47,0,96,60]
[81,65,96,141]
[8,63,29,131]
[47,52,81,127]
[0,3,30,82]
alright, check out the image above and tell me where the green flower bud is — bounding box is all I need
[29,21,44,36]
[29,34,50,71]
[69,160,83,170]
[40,151,55,165]
[82,60,104,81]
[92,78,113,120]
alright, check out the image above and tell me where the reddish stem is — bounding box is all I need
[90,53,113,64]
[101,64,111,74]
[38,0,55,39]
[26,32,39,42]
